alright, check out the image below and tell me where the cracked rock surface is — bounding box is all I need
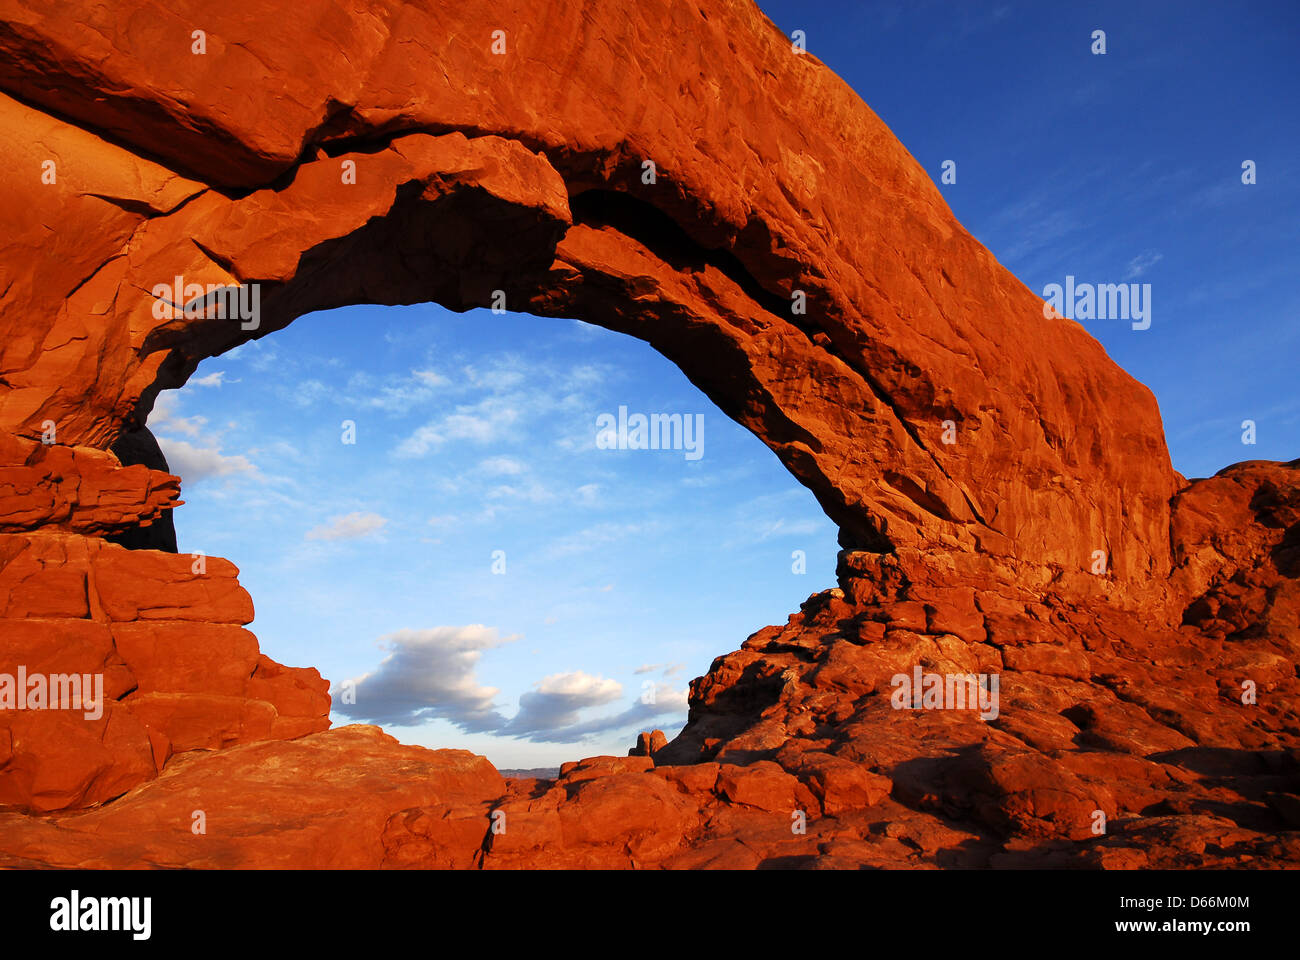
[0,0,1295,868]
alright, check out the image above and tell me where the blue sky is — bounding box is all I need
[150,2,1297,768]
[152,309,838,767]
[758,0,1298,476]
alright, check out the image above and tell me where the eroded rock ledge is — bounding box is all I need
[0,0,1295,868]
[5,461,1296,869]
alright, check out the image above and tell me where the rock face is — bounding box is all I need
[0,534,331,811]
[0,0,1180,581]
[0,1,1295,868]
[629,729,669,758]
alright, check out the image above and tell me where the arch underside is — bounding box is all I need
[2,0,1295,868]
[0,0,1182,589]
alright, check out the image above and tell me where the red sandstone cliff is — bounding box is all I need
[0,0,1295,868]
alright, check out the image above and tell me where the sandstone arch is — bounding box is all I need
[1,0,1180,582]
[0,1,1295,867]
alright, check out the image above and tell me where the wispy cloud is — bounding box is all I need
[191,370,234,388]
[479,456,525,476]
[149,392,257,483]
[546,521,662,557]
[486,480,553,505]
[341,369,449,414]
[305,511,388,541]
[634,662,686,677]
[396,395,523,456]
[1125,250,1163,279]
[573,483,602,506]
[289,379,330,409]
[388,355,609,458]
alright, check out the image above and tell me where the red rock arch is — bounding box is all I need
[1,1,1294,869]
[1,0,1180,581]
[0,0,1179,810]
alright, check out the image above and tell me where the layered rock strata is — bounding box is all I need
[0,0,1294,868]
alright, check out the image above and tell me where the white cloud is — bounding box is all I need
[487,480,552,504]
[463,362,526,392]
[391,356,613,459]
[336,635,688,744]
[305,511,388,541]
[395,424,443,458]
[396,396,522,457]
[343,369,450,414]
[147,391,264,486]
[563,365,605,389]
[508,681,689,744]
[147,393,207,438]
[412,369,448,387]
[290,379,330,409]
[504,671,624,736]
[443,401,520,442]
[479,456,524,476]
[191,370,232,387]
[333,626,514,730]
[155,438,255,483]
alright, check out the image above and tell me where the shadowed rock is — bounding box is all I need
[0,0,1294,868]
[107,425,178,552]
